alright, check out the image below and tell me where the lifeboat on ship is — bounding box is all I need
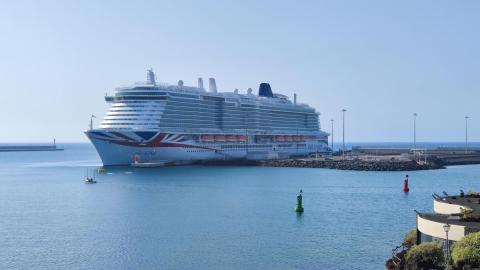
[275,136,285,142]
[214,135,226,142]
[201,135,214,142]
[293,136,302,142]
[237,135,247,142]
[285,136,293,142]
[226,135,237,142]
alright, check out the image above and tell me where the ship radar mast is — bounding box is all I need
[146,68,156,85]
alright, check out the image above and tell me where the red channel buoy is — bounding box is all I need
[403,175,410,193]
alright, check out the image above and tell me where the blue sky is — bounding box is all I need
[0,0,479,142]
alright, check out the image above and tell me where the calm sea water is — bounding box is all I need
[1,143,480,270]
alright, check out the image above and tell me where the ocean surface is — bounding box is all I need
[1,143,480,270]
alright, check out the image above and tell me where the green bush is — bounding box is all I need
[404,242,444,270]
[403,229,418,249]
[467,191,480,198]
[461,213,480,222]
[458,207,480,222]
[460,207,473,216]
[451,232,480,269]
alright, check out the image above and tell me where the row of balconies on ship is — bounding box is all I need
[104,94,315,113]
[416,192,480,243]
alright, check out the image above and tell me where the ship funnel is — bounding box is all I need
[147,69,156,85]
[234,89,239,94]
[247,88,253,95]
[294,93,297,104]
[258,83,273,97]
[198,78,204,89]
[178,80,184,87]
[209,78,217,93]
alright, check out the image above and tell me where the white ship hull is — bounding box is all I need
[86,130,329,166]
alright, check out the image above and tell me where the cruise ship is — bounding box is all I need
[85,70,330,166]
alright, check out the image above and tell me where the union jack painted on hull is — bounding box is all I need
[88,131,216,150]
[90,131,197,148]
[86,130,225,165]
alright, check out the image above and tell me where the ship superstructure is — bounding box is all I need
[85,69,329,165]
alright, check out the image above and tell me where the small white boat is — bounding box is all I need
[131,161,166,168]
[84,176,97,184]
[131,155,166,168]
[84,170,97,183]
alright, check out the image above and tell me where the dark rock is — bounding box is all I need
[258,159,444,171]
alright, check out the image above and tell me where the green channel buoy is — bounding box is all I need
[295,189,304,213]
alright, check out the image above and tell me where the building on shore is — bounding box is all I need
[416,192,480,244]
[387,192,480,269]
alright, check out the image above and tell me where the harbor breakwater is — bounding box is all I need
[197,158,444,171]
[180,148,480,171]
[0,145,63,152]
[257,158,443,171]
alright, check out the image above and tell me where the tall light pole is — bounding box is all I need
[330,119,334,153]
[413,113,417,149]
[342,109,346,160]
[465,116,470,153]
[443,223,451,267]
[413,113,417,162]
[90,115,96,130]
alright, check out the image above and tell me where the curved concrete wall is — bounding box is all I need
[433,199,470,215]
[417,215,465,241]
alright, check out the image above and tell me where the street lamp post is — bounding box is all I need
[90,115,96,130]
[443,223,451,268]
[330,119,334,153]
[342,109,346,160]
[413,113,417,149]
[413,113,417,161]
[465,116,470,154]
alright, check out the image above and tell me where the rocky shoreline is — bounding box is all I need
[257,158,444,171]
[197,158,445,171]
